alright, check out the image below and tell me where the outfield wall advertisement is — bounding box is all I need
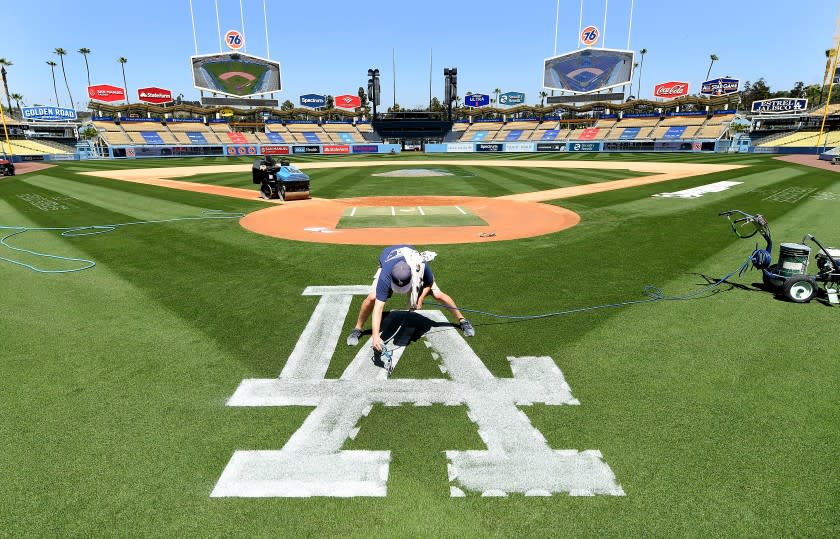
[106,143,399,158]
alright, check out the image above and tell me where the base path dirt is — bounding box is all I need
[82,159,746,245]
[774,154,840,172]
[7,162,55,175]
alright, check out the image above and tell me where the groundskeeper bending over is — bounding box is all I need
[346,244,475,350]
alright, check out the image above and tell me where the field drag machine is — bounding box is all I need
[252,156,310,201]
[720,209,840,304]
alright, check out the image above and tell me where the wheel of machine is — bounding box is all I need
[279,185,286,201]
[782,274,818,303]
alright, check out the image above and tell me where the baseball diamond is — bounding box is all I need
[3,0,840,535]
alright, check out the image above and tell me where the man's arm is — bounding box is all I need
[415,285,433,310]
[371,299,386,351]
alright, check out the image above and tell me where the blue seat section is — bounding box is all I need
[504,130,523,141]
[619,127,641,140]
[141,131,163,144]
[663,126,687,139]
[266,131,285,143]
[186,131,207,144]
[338,133,354,143]
[303,132,321,143]
[471,131,488,141]
[541,130,559,140]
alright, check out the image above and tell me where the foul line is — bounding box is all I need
[455,206,467,215]
[417,206,425,216]
[350,206,357,217]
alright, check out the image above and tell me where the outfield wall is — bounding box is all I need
[424,140,727,153]
[105,143,401,159]
[11,153,80,162]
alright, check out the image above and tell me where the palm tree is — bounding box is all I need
[706,53,718,81]
[539,91,548,107]
[46,60,61,107]
[0,58,12,118]
[637,49,648,98]
[54,48,75,110]
[118,57,129,104]
[494,88,501,107]
[78,48,92,86]
[819,49,835,105]
[10,93,23,117]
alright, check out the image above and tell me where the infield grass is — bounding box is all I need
[1,153,838,536]
[337,205,487,228]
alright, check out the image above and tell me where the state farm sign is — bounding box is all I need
[335,94,361,109]
[137,86,173,104]
[88,84,126,102]
[323,145,350,154]
[654,81,689,99]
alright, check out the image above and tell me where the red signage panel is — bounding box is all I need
[137,86,173,104]
[88,84,126,102]
[335,94,361,109]
[227,132,247,143]
[323,145,350,154]
[579,127,599,140]
[261,145,290,155]
[653,81,689,99]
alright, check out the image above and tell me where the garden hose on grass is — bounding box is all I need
[0,210,244,274]
[425,258,752,322]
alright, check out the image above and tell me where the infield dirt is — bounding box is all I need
[82,159,744,244]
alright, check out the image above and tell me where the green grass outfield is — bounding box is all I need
[337,205,487,228]
[1,153,839,536]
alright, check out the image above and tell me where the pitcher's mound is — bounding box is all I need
[240,195,580,245]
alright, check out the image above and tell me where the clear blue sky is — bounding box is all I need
[1,0,837,110]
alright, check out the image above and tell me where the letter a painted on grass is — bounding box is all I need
[212,285,624,498]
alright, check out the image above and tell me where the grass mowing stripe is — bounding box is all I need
[19,174,211,221]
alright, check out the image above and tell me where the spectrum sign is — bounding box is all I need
[653,81,689,99]
[700,77,739,96]
[88,84,126,102]
[137,86,173,104]
[300,94,326,108]
[334,94,361,109]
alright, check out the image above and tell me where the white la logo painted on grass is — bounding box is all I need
[212,286,624,498]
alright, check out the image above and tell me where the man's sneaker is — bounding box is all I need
[459,318,475,337]
[346,328,363,346]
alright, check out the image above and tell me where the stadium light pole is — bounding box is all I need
[368,68,380,119]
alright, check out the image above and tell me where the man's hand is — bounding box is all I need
[372,334,383,351]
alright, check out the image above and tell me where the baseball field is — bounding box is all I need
[2,152,838,536]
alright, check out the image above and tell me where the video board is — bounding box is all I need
[544,49,634,94]
[191,52,281,97]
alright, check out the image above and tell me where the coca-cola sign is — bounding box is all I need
[88,84,126,102]
[654,81,689,99]
[137,86,173,104]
